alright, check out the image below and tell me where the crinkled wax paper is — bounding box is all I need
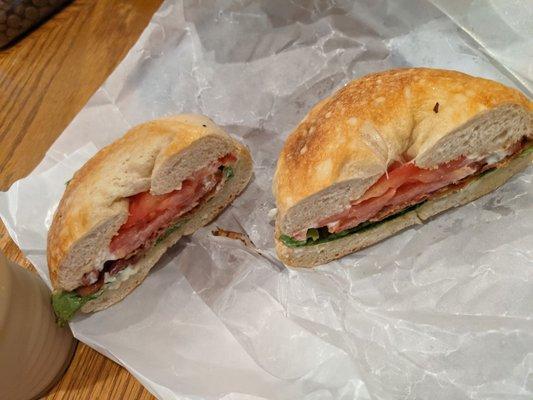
[1,1,532,399]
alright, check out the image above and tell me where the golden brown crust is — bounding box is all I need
[47,115,248,289]
[274,68,532,216]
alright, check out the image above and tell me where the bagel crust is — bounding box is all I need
[47,114,252,302]
[274,68,532,265]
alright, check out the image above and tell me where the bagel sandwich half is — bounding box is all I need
[48,115,252,324]
[274,68,532,267]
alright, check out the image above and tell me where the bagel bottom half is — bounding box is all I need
[276,152,532,268]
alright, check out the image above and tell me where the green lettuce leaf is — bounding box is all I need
[280,202,425,248]
[156,221,185,245]
[51,290,101,326]
[520,143,533,157]
[223,166,234,179]
[279,234,307,247]
[307,228,319,241]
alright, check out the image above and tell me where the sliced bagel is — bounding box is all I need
[48,114,252,322]
[274,68,532,267]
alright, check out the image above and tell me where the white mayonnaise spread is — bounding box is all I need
[95,248,118,271]
[471,148,512,165]
[84,270,100,285]
[483,151,508,165]
[268,208,278,220]
[104,266,139,290]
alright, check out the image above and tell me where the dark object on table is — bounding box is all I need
[0,0,71,48]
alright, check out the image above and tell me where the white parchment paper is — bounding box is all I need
[1,1,532,399]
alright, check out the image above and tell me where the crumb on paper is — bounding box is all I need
[212,227,255,248]
[268,208,277,220]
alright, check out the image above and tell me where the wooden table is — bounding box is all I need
[0,1,162,398]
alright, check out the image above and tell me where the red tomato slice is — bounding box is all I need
[123,181,197,229]
[313,156,478,235]
[329,188,396,233]
[109,154,234,257]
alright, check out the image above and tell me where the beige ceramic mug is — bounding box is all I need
[0,252,76,400]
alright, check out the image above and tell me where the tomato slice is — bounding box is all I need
[109,154,235,257]
[123,181,196,229]
[315,156,477,235]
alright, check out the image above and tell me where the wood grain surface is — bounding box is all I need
[0,0,162,398]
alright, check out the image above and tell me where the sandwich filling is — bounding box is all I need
[281,140,532,247]
[52,154,237,324]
